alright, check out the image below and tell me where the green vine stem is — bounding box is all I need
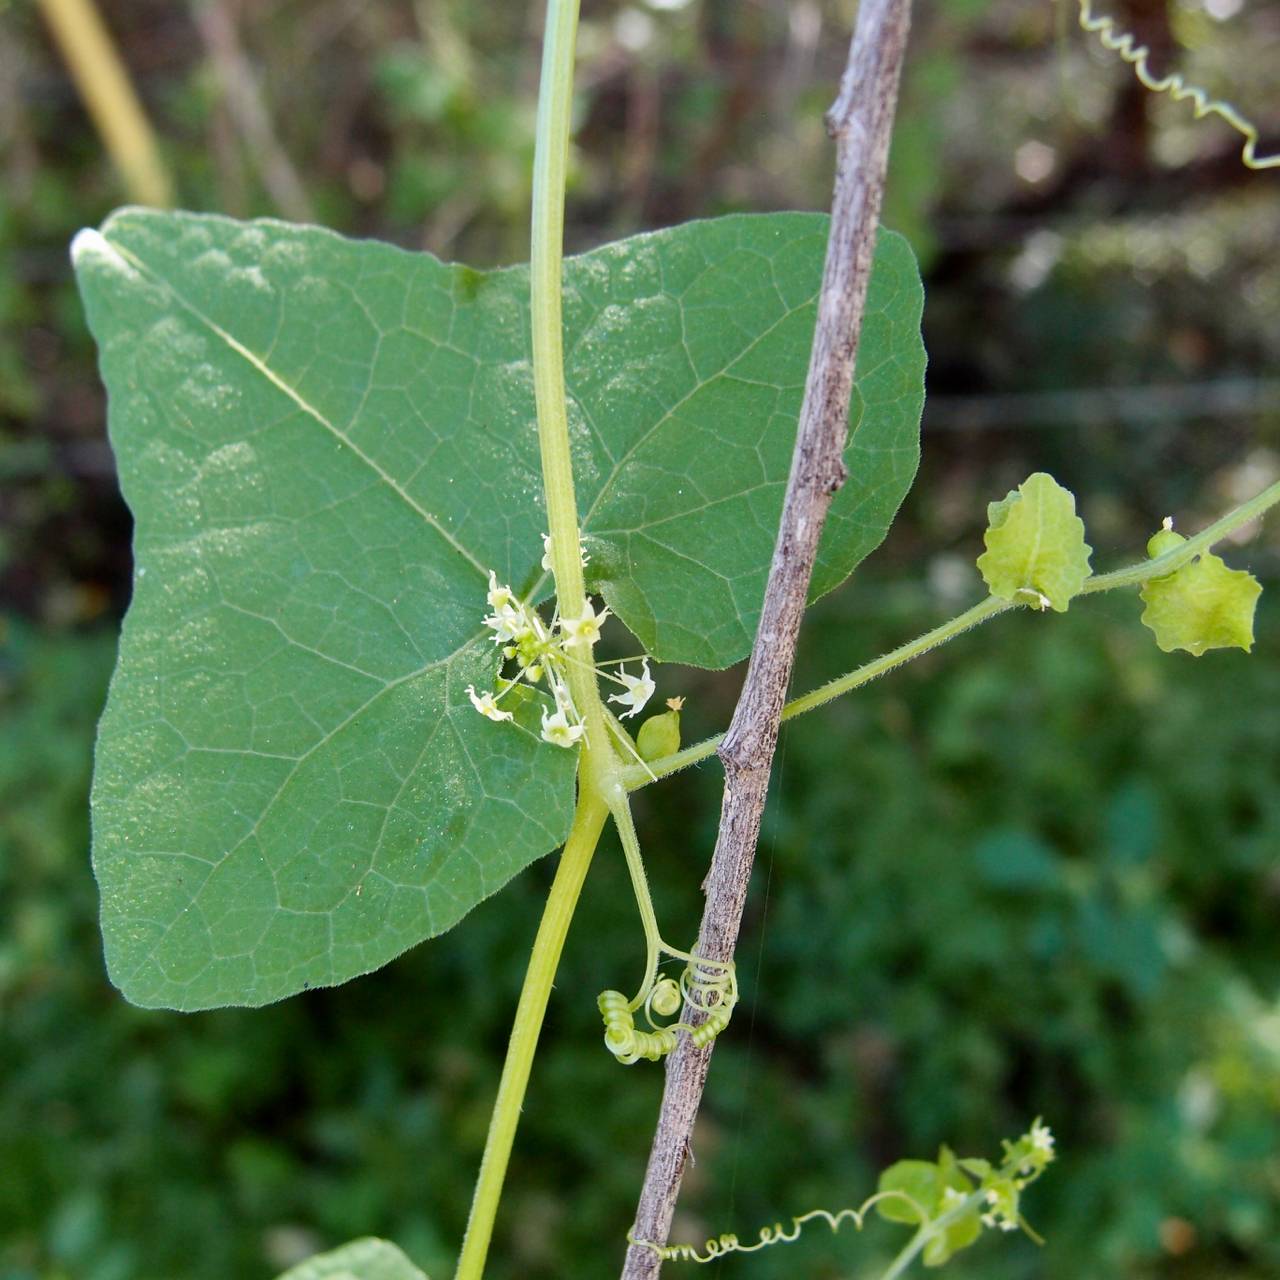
[455,2,618,1277]
[623,475,1280,789]
[527,0,612,776]
[878,1192,985,1280]
[453,791,608,1280]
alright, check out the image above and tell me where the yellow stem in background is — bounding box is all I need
[38,0,174,206]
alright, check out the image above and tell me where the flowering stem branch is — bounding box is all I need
[623,474,1280,790]
[455,2,641,1274]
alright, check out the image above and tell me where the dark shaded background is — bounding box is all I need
[2,1,1279,1278]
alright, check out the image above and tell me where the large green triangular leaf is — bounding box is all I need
[75,208,923,1009]
[275,1239,427,1280]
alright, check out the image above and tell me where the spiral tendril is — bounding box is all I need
[628,1191,927,1263]
[1077,0,1278,170]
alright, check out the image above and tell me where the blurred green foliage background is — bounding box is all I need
[2,1,1278,1278]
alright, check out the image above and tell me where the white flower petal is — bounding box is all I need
[466,685,513,723]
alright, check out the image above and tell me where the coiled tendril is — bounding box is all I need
[1077,0,1278,170]
[598,953,738,1066]
[627,1192,926,1264]
[628,1120,1056,1265]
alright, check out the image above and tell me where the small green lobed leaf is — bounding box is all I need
[876,1159,939,1225]
[976,472,1092,612]
[878,1148,981,1268]
[924,1205,982,1268]
[274,1239,427,1280]
[73,207,923,1008]
[1139,533,1261,656]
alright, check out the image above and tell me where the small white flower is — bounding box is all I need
[1030,1120,1054,1154]
[980,1182,1020,1232]
[484,602,530,644]
[608,658,655,719]
[560,599,610,649]
[486,570,516,612]
[466,685,513,723]
[942,1186,967,1208]
[540,705,585,748]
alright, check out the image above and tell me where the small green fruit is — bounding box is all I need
[1147,519,1186,561]
[637,696,683,762]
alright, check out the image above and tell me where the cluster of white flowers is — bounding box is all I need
[465,558,658,750]
[980,1184,1021,1233]
[977,1118,1055,1233]
[1029,1118,1055,1157]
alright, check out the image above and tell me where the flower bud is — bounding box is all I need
[1147,519,1186,560]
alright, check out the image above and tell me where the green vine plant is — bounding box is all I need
[69,2,1277,1279]
[631,1119,1057,1273]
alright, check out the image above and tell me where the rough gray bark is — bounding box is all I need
[620,1,915,1274]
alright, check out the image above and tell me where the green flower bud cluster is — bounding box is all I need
[875,1118,1056,1266]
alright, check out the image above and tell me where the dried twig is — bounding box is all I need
[620,1,915,1273]
[190,0,314,223]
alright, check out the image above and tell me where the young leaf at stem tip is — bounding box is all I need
[976,472,1092,612]
[1140,523,1262,655]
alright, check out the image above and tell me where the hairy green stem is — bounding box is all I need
[878,1191,984,1280]
[453,790,609,1280]
[1084,477,1280,592]
[624,478,1280,789]
[623,597,1008,787]
[528,0,614,773]
[530,0,586,620]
